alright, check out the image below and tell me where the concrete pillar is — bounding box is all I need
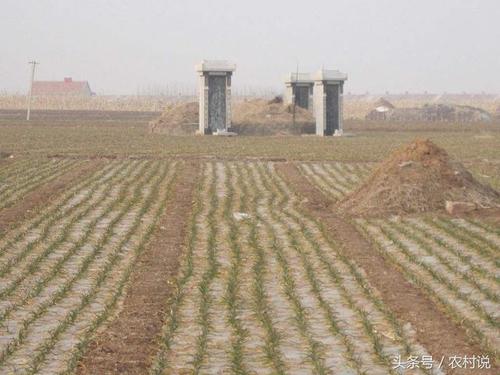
[195,60,236,135]
[284,73,314,112]
[313,69,347,136]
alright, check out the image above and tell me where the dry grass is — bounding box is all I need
[2,94,498,119]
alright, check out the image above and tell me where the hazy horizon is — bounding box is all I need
[1,0,499,95]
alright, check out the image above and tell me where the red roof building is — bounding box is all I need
[32,77,94,96]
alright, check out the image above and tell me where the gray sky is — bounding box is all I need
[1,0,499,95]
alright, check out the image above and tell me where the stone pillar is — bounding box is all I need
[313,69,347,136]
[226,75,232,131]
[284,73,314,112]
[308,85,314,113]
[284,82,295,106]
[195,60,236,135]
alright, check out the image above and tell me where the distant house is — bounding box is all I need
[32,77,95,96]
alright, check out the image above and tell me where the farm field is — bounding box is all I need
[0,110,498,374]
[1,110,500,164]
[0,158,180,373]
[148,160,458,374]
[0,157,86,210]
[298,163,500,355]
[357,216,499,353]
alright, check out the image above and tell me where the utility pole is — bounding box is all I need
[26,60,39,121]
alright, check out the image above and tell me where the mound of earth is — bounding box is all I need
[231,99,315,135]
[148,102,198,135]
[373,97,395,109]
[366,103,492,122]
[267,95,284,104]
[338,139,500,217]
[149,99,315,135]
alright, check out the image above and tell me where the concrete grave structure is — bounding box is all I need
[196,60,236,135]
[284,73,314,112]
[313,69,348,136]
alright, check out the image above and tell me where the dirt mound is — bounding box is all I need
[148,102,198,134]
[267,95,284,104]
[374,97,395,109]
[366,103,492,123]
[232,99,315,135]
[149,99,315,135]
[338,139,500,217]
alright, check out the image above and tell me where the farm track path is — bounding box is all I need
[0,160,104,233]
[275,162,498,375]
[76,161,200,375]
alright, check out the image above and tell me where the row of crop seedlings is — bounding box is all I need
[0,159,140,373]
[0,158,34,181]
[151,161,438,374]
[0,160,122,245]
[356,216,500,356]
[298,162,373,199]
[0,157,84,210]
[259,163,440,374]
[0,159,179,374]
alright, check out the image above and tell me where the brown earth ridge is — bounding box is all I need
[77,161,200,374]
